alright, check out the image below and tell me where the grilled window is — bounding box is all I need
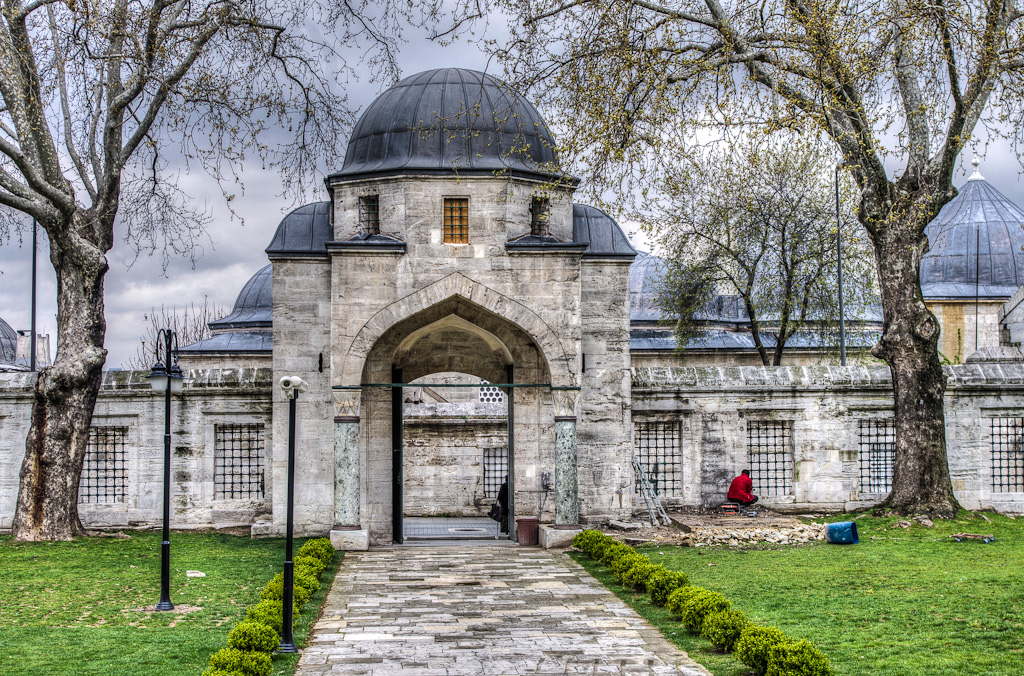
[747,421,793,496]
[214,424,266,499]
[359,195,380,235]
[478,380,505,404]
[483,447,508,498]
[634,420,683,497]
[79,427,128,504]
[443,198,469,244]
[859,419,895,493]
[991,417,1024,492]
[530,197,550,236]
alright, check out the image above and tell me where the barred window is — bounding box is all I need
[634,420,683,497]
[359,195,380,235]
[859,419,895,493]
[443,198,469,244]
[747,421,793,496]
[478,380,505,404]
[483,447,508,497]
[214,424,265,499]
[79,427,128,504]
[530,197,550,236]
[991,417,1024,492]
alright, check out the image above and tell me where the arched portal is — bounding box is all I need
[358,295,555,545]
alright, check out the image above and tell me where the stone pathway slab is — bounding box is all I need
[296,546,710,676]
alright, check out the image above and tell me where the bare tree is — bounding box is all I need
[652,138,877,365]
[485,0,1024,517]
[124,300,225,371]
[0,0,432,540]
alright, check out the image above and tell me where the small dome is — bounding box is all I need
[921,175,1024,299]
[265,202,332,257]
[208,265,272,331]
[331,68,563,182]
[572,204,637,260]
[0,317,16,363]
[629,252,667,322]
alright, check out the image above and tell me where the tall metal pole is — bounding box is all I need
[156,330,174,611]
[278,389,298,653]
[29,219,37,372]
[835,164,847,366]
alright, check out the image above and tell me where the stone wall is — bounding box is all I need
[0,369,273,531]
[631,364,1024,514]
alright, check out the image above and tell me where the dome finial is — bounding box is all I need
[969,153,985,181]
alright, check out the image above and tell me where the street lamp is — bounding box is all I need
[147,329,183,611]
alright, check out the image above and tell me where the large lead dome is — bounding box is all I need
[331,68,563,182]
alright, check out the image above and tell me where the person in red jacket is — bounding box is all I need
[727,470,758,507]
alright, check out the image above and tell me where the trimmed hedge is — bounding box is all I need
[226,620,280,653]
[571,529,831,676]
[204,647,271,676]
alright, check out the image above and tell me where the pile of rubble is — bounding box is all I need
[679,522,826,547]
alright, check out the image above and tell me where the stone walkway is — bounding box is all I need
[295,546,710,676]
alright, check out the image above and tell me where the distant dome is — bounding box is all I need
[208,265,272,331]
[331,68,564,182]
[921,173,1024,299]
[0,316,15,363]
[630,252,667,322]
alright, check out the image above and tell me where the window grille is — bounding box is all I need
[443,198,469,244]
[859,419,895,493]
[359,195,380,235]
[478,380,505,404]
[530,197,550,236]
[483,447,508,497]
[991,417,1024,492]
[634,420,683,497]
[79,427,128,504]
[746,421,793,496]
[214,424,265,499]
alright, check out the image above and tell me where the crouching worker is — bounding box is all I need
[727,470,759,507]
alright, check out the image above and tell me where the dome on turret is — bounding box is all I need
[207,264,272,331]
[330,68,566,182]
[921,163,1024,300]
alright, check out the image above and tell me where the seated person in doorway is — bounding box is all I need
[497,475,509,534]
[727,470,759,507]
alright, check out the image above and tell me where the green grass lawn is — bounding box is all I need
[572,512,1024,676]
[0,530,341,676]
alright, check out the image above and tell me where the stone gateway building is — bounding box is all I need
[2,69,1024,546]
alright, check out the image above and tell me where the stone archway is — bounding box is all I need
[357,294,556,546]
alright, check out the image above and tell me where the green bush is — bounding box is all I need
[598,542,633,567]
[245,598,299,636]
[259,573,312,606]
[610,552,649,583]
[294,554,327,577]
[681,588,731,634]
[297,537,335,565]
[664,585,701,617]
[766,639,835,676]
[647,568,690,607]
[701,609,750,652]
[206,647,272,676]
[572,529,610,558]
[200,669,244,676]
[226,620,280,653]
[735,624,788,674]
[621,560,660,591]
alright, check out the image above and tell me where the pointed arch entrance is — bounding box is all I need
[358,294,556,545]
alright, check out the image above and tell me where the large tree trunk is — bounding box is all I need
[869,200,961,518]
[11,235,108,541]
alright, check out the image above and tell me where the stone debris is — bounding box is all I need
[608,519,644,531]
[186,570,206,577]
[610,522,827,548]
[914,516,934,527]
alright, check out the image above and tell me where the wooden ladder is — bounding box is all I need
[632,453,672,526]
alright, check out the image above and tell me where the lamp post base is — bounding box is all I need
[155,600,174,611]
[276,642,298,654]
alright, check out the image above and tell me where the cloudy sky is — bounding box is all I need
[1,20,1023,369]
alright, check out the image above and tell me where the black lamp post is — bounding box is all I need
[278,375,307,653]
[147,329,183,611]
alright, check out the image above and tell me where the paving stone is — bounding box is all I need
[295,546,711,676]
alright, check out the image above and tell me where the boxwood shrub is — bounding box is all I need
[681,588,731,634]
[598,541,634,567]
[204,647,272,676]
[664,584,700,617]
[297,537,334,565]
[572,529,610,558]
[701,609,750,652]
[621,559,660,592]
[735,624,788,674]
[294,554,327,577]
[245,598,300,636]
[646,568,690,607]
[259,575,312,606]
[766,639,835,676]
[609,551,649,583]
[226,620,280,653]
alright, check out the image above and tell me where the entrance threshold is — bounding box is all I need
[403,517,509,542]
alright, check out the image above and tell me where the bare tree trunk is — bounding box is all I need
[870,204,961,518]
[12,237,108,541]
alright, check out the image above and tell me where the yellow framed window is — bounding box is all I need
[443,198,469,244]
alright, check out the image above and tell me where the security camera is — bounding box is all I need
[280,376,309,399]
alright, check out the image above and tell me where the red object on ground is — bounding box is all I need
[727,474,755,503]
